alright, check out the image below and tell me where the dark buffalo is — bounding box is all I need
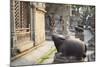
[52,33,87,60]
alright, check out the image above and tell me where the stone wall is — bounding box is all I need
[34,7,46,45]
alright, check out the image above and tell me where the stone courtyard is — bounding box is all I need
[11,0,95,66]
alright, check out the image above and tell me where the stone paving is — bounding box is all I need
[11,41,57,66]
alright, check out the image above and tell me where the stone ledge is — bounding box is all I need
[17,41,34,52]
[11,42,44,61]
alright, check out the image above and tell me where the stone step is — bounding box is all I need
[16,41,34,52]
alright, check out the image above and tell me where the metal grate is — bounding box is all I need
[14,1,31,43]
[21,2,29,28]
[14,1,21,29]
